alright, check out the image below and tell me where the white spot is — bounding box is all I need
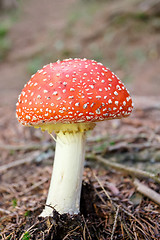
[26,115,31,119]
[75,102,80,106]
[37,95,41,99]
[123,101,126,106]
[52,91,58,95]
[59,110,64,113]
[115,101,119,106]
[44,90,48,93]
[114,91,118,96]
[86,116,91,120]
[83,103,88,109]
[96,108,101,114]
[116,85,121,90]
[108,99,112,104]
[49,83,53,86]
[70,88,75,91]
[91,103,94,107]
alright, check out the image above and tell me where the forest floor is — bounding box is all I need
[0,0,160,239]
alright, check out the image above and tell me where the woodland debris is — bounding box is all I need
[134,178,160,205]
[0,151,40,173]
[89,154,160,184]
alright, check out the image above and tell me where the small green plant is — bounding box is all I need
[109,141,115,146]
[24,210,31,217]
[12,198,17,208]
[22,232,31,240]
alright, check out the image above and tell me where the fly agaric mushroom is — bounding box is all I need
[16,58,133,217]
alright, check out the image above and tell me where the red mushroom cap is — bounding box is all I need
[16,58,133,126]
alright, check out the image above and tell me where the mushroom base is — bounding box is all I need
[40,130,88,217]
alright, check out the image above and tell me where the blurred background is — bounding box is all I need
[0,1,160,237]
[0,0,160,108]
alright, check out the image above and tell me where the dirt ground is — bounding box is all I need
[0,0,160,239]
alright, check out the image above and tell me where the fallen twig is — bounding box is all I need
[19,178,49,196]
[0,151,40,173]
[111,205,120,240]
[88,154,160,184]
[0,150,54,173]
[0,142,54,151]
[0,208,11,215]
[134,179,160,206]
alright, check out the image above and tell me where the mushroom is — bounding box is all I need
[16,58,133,217]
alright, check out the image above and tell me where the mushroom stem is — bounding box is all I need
[40,131,86,217]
